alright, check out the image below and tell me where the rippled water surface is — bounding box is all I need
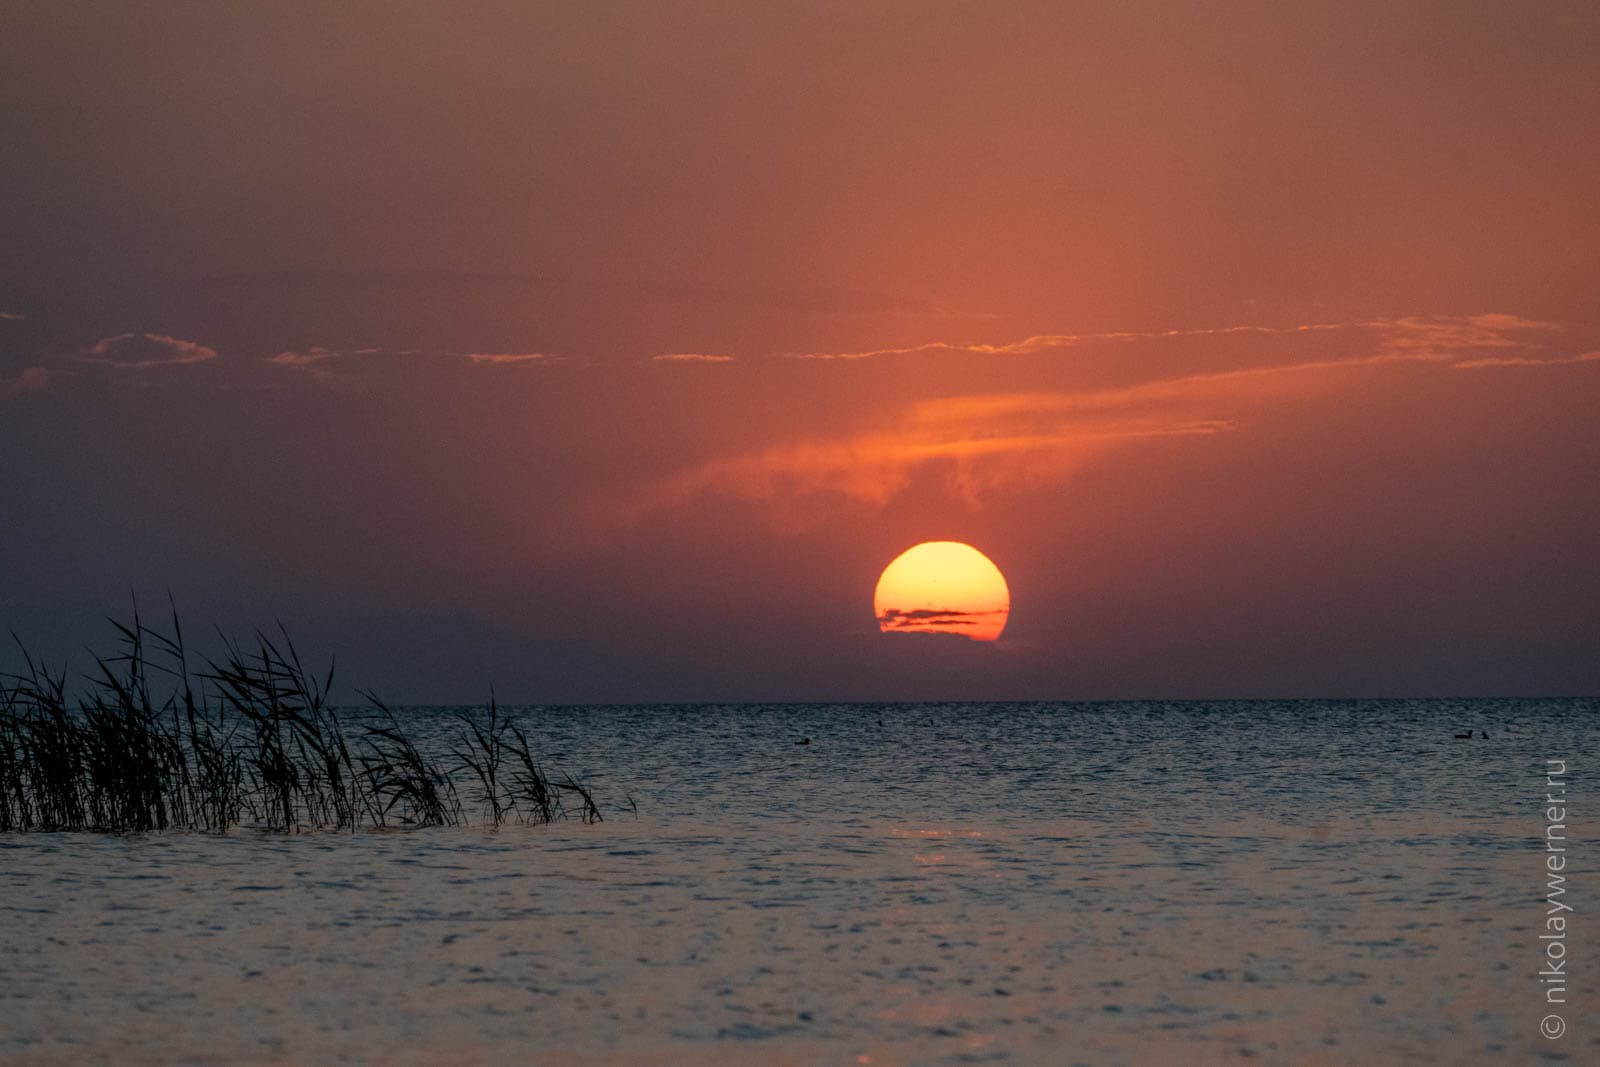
[2,699,1595,1064]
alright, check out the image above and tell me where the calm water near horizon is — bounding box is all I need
[425,698,1595,824]
[4,698,1595,1064]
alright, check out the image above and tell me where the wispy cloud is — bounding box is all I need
[75,332,219,369]
[791,321,1353,361]
[8,312,1589,412]
[630,402,1234,512]
[2,331,223,399]
[265,346,559,380]
[878,608,1007,628]
[786,314,1556,363]
[463,352,551,365]
[268,347,341,368]
[1451,350,1600,370]
[1376,313,1560,357]
[0,311,24,321]
[793,334,1084,361]
[652,352,735,364]
[618,313,1593,516]
[265,347,346,381]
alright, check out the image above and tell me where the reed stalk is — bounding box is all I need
[0,610,602,833]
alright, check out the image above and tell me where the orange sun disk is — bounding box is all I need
[873,541,1010,641]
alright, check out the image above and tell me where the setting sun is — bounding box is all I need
[874,541,1010,641]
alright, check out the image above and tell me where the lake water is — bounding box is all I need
[2,699,1594,1064]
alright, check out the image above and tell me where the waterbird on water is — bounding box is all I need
[1453,729,1473,739]
[796,737,811,746]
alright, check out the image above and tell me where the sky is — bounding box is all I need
[3,2,1598,702]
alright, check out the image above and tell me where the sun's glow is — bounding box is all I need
[873,541,1010,641]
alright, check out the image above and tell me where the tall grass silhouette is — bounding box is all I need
[0,607,602,832]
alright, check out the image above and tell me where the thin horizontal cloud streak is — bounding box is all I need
[879,608,1007,628]
[793,333,1083,361]
[266,346,561,380]
[1452,350,1600,369]
[788,314,1560,364]
[2,332,224,399]
[267,347,344,382]
[621,313,1597,518]
[4,338,570,399]
[76,333,219,369]
[6,313,1587,406]
[463,352,550,365]
[792,321,1354,361]
[1377,314,1560,357]
[269,347,340,367]
[631,409,1235,514]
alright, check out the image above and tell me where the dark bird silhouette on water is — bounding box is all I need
[1454,729,1473,739]
[796,737,811,746]
[1480,731,1488,739]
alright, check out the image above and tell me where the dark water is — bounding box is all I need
[3,698,1594,1064]
[395,698,1597,825]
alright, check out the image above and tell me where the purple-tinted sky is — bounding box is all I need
[3,2,1598,701]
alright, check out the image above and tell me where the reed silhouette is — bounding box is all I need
[0,606,601,833]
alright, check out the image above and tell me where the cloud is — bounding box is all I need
[265,347,556,379]
[791,321,1359,361]
[878,608,1006,629]
[268,347,341,367]
[265,347,347,381]
[793,334,1084,361]
[652,353,735,364]
[629,396,1235,513]
[1375,314,1560,357]
[787,314,1555,364]
[462,352,550,365]
[1451,350,1600,370]
[617,312,1595,517]
[0,311,24,321]
[75,332,219,369]
[3,331,223,399]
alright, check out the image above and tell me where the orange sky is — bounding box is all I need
[2,3,1597,699]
